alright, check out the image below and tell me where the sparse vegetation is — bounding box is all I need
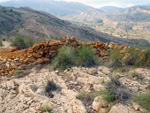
[52,45,99,70]
[45,80,57,98]
[78,45,98,67]
[142,48,150,67]
[13,70,23,76]
[77,73,130,104]
[24,37,35,48]
[10,36,27,49]
[109,47,150,69]
[40,104,52,113]
[108,49,123,68]
[76,91,97,101]
[123,48,141,66]
[99,74,131,103]
[76,91,99,107]
[99,89,116,103]
[133,91,150,111]
[52,46,79,70]
[10,36,35,49]
[0,40,3,46]
[129,70,143,80]
[45,80,57,93]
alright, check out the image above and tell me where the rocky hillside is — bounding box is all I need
[0,6,111,42]
[1,38,150,113]
[1,64,150,113]
[1,36,150,113]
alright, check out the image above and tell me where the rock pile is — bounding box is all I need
[0,36,123,76]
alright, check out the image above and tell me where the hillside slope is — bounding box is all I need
[1,0,150,45]
[0,6,149,46]
[0,6,112,42]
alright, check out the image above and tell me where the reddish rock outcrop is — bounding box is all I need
[11,46,19,52]
[0,35,131,76]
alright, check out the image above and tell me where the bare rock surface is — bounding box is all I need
[109,103,137,113]
[0,65,150,113]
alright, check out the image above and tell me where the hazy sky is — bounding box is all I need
[58,0,150,8]
[0,0,150,8]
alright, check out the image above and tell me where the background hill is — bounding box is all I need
[107,6,150,22]
[0,6,113,42]
[0,0,150,46]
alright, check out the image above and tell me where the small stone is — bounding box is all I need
[93,84,105,91]
[99,108,108,113]
[10,89,17,94]
[6,81,15,89]
[92,96,108,112]
[89,68,98,75]
[84,83,92,92]
[131,102,140,111]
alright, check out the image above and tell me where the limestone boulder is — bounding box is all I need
[92,96,108,112]
[109,104,137,113]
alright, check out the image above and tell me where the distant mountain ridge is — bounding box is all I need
[107,6,150,22]
[100,6,127,12]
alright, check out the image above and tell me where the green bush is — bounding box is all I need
[0,40,3,46]
[99,89,116,103]
[142,48,150,67]
[10,36,27,49]
[45,80,57,98]
[40,104,52,113]
[24,37,35,48]
[108,49,123,68]
[99,74,131,103]
[78,45,98,67]
[10,36,35,49]
[76,91,97,101]
[45,80,57,93]
[133,91,150,111]
[12,70,23,76]
[52,46,79,70]
[123,48,141,66]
